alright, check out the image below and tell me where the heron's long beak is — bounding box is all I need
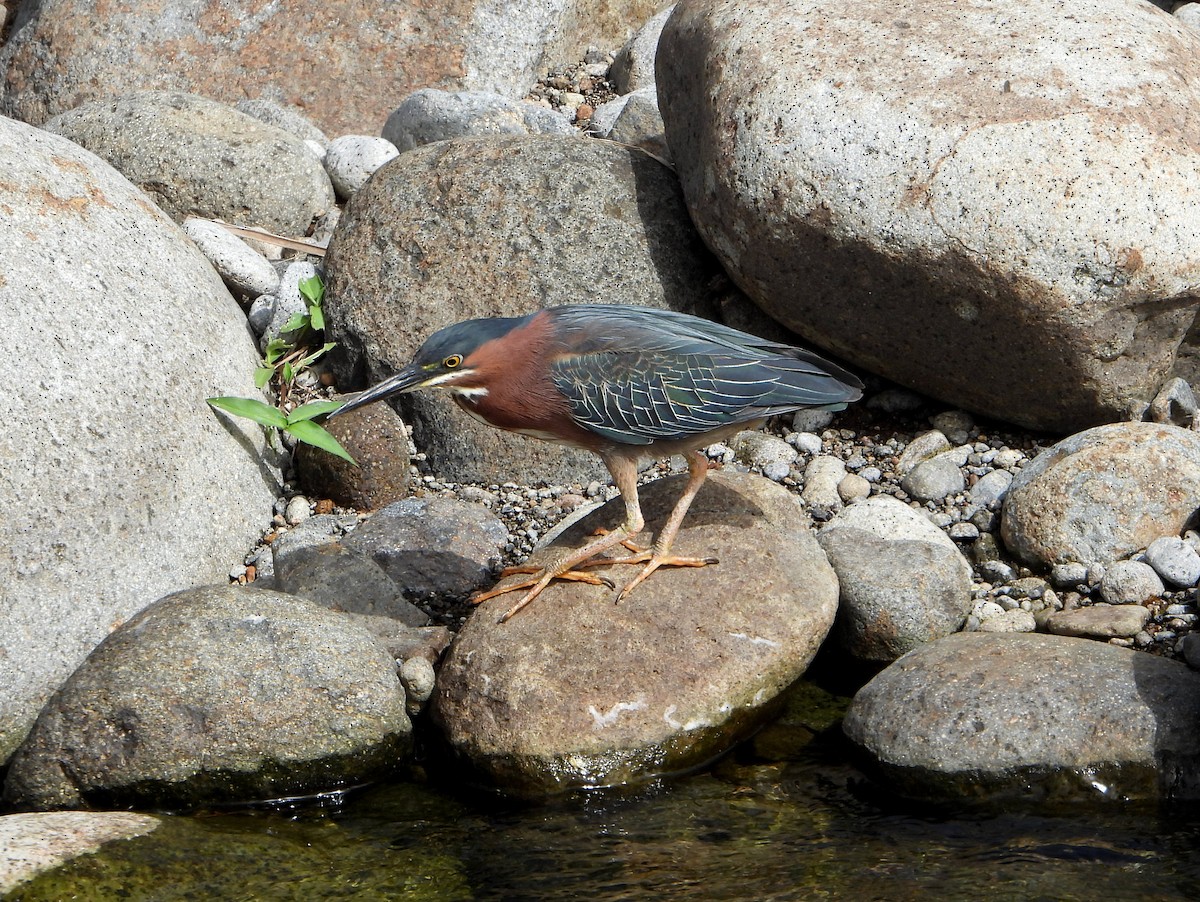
[328,363,429,419]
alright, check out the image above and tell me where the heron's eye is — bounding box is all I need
[444,354,463,369]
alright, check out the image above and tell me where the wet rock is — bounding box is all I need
[325,135,739,485]
[0,118,280,763]
[382,89,575,152]
[658,0,1200,431]
[1045,603,1151,639]
[1099,560,1166,604]
[342,497,508,606]
[843,632,1200,802]
[0,811,160,895]
[431,471,838,795]
[42,92,335,233]
[1001,423,1200,568]
[293,400,411,510]
[3,586,410,811]
[819,495,973,661]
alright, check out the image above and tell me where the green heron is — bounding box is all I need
[332,304,862,621]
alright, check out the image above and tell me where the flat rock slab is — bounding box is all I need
[0,811,159,895]
[658,0,1200,432]
[431,471,839,796]
[843,632,1200,802]
[1001,422,1200,567]
[3,586,411,811]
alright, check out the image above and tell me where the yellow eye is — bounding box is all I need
[444,354,463,369]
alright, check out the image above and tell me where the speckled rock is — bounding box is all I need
[844,632,1200,802]
[900,454,965,503]
[1001,423,1200,568]
[181,218,280,298]
[1099,560,1166,604]
[1144,535,1200,588]
[381,89,575,152]
[324,135,400,200]
[325,135,740,485]
[431,471,838,795]
[658,0,1200,431]
[342,497,508,606]
[293,396,411,511]
[588,88,669,162]
[42,92,335,232]
[0,118,280,764]
[610,5,674,92]
[1045,603,1151,639]
[0,0,661,135]
[819,495,973,661]
[3,586,411,811]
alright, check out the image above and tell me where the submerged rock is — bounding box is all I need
[843,632,1200,802]
[431,471,838,795]
[3,586,411,811]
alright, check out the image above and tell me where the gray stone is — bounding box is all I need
[0,119,281,763]
[801,455,847,515]
[236,98,330,148]
[1147,376,1198,428]
[900,454,965,502]
[0,0,662,135]
[968,468,1014,509]
[974,608,1037,633]
[324,135,400,200]
[342,497,507,604]
[827,494,962,552]
[382,89,575,152]
[817,526,972,662]
[843,632,1200,802]
[929,410,975,445]
[589,88,669,162]
[1050,562,1090,589]
[1002,423,1200,568]
[260,260,319,348]
[896,430,952,476]
[0,812,160,894]
[42,91,335,233]
[610,5,674,93]
[325,135,743,485]
[1045,602,1151,639]
[658,0,1200,432]
[1099,560,1166,604]
[273,542,429,627]
[431,471,838,795]
[1145,535,1200,588]
[3,586,410,810]
[731,431,797,471]
[837,473,872,503]
[1177,2,1200,30]
[181,218,280,298]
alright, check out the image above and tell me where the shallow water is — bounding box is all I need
[10,685,1200,902]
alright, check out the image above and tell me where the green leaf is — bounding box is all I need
[297,341,335,369]
[263,337,291,364]
[254,366,274,389]
[286,419,356,465]
[207,396,288,429]
[282,312,310,332]
[288,399,344,423]
[309,304,325,332]
[298,274,324,306]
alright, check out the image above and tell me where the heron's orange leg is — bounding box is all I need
[601,450,718,602]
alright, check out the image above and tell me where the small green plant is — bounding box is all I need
[207,397,354,464]
[255,274,335,392]
[209,272,354,464]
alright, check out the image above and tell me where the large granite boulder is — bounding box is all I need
[0,117,280,764]
[325,134,760,485]
[0,0,660,135]
[658,0,1200,432]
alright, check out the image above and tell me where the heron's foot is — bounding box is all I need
[589,527,649,556]
[605,550,720,603]
[472,567,617,622]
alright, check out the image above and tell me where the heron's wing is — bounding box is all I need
[550,348,852,446]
